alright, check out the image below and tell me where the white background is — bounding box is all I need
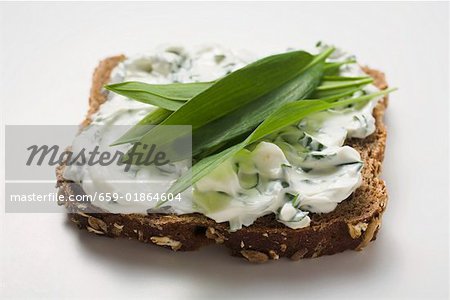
[1,2,449,299]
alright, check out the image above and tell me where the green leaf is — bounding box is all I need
[105,59,359,112]
[110,50,335,148]
[321,75,371,81]
[190,51,326,157]
[147,49,332,129]
[104,81,212,111]
[316,77,373,90]
[312,77,373,98]
[323,59,356,76]
[111,70,369,149]
[248,87,396,143]
[315,87,364,102]
[111,76,363,149]
[108,62,367,148]
[111,64,327,148]
[130,48,335,163]
[167,88,396,194]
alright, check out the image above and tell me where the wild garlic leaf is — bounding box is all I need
[316,87,363,102]
[316,77,373,89]
[110,53,365,147]
[144,50,330,129]
[168,88,396,194]
[323,59,356,76]
[245,89,391,143]
[112,76,370,148]
[130,49,335,163]
[105,59,361,112]
[312,77,373,98]
[111,72,363,147]
[321,75,372,81]
[190,50,328,157]
[104,81,212,111]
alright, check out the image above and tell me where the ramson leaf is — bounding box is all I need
[190,49,331,157]
[167,88,396,194]
[127,48,335,163]
[323,59,356,76]
[148,50,329,128]
[104,81,212,111]
[312,77,374,98]
[110,65,371,147]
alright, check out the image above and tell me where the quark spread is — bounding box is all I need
[64,44,382,231]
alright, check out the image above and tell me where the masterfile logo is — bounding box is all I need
[4,125,192,213]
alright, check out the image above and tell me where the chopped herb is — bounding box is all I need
[285,193,297,201]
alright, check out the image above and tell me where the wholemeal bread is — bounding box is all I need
[56,55,389,263]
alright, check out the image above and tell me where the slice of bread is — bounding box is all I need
[56,55,389,263]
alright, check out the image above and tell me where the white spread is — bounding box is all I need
[64,44,383,231]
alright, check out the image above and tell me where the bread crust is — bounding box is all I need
[56,56,389,262]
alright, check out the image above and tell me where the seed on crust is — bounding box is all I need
[88,216,107,232]
[111,223,124,236]
[290,248,308,261]
[312,241,327,258]
[240,250,269,263]
[356,217,381,250]
[86,226,105,235]
[150,236,182,251]
[77,211,90,218]
[205,227,227,244]
[268,250,279,260]
[280,244,287,252]
[70,217,80,225]
[347,222,369,239]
